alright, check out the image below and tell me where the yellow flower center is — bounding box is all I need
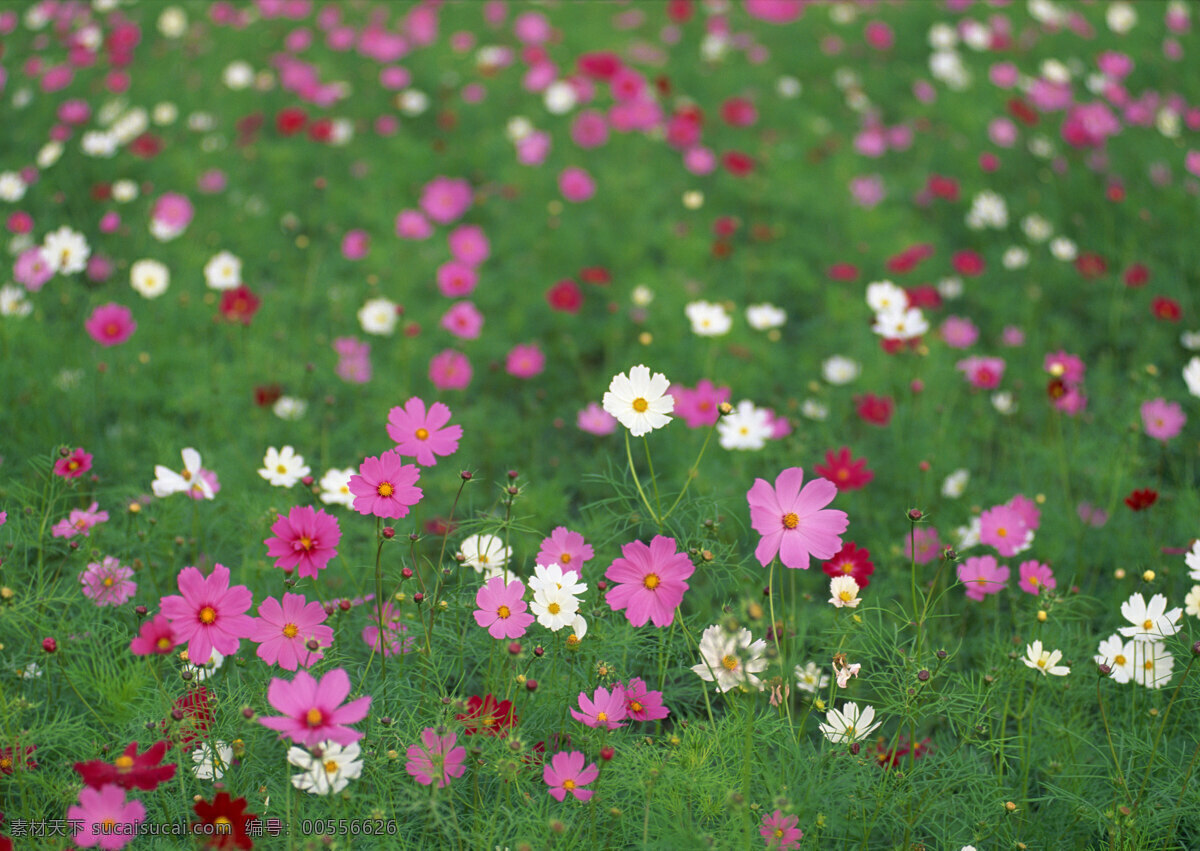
[560,553,572,564]
[156,637,172,650]
[643,573,660,590]
[1115,654,1127,666]
[299,536,313,550]
[562,779,576,790]
[324,759,340,774]
[775,829,785,838]
[276,464,288,474]
[1143,619,1153,630]
[721,654,739,671]
[101,818,117,832]
[283,623,299,638]
[547,602,561,615]
[103,577,115,587]
[632,397,649,413]
[0,758,11,770]
[782,512,799,529]
[596,712,608,722]
[114,755,134,771]
[630,700,643,713]
[68,459,79,470]
[377,481,395,497]
[996,527,1007,538]
[1029,576,1040,587]
[415,428,429,440]
[181,469,192,481]
[198,606,217,624]
[839,590,855,602]
[306,708,324,727]
[215,817,231,828]
[497,605,511,619]
[1037,658,1047,668]
[840,562,854,574]
[1144,660,1155,670]
[845,725,855,737]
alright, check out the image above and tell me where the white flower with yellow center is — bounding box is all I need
[794,661,830,694]
[531,584,579,632]
[152,447,214,500]
[1133,641,1174,690]
[865,280,906,314]
[319,468,355,508]
[873,306,929,340]
[1118,592,1182,643]
[1022,640,1069,677]
[358,297,398,335]
[191,740,233,780]
[1185,541,1200,579]
[43,226,90,275]
[1185,585,1200,619]
[828,575,861,609]
[0,171,26,202]
[746,303,786,331]
[1094,634,1136,684]
[717,400,773,451]
[182,648,224,682]
[685,300,732,336]
[130,259,170,299]
[941,469,970,499]
[258,446,310,488]
[458,534,512,581]
[529,563,588,600]
[0,285,32,318]
[288,741,363,795]
[601,364,674,437]
[819,701,882,744]
[204,251,242,290]
[821,355,860,385]
[691,624,768,693]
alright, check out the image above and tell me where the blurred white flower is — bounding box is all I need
[776,76,802,98]
[1023,640,1069,676]
[991,391,1017,415]
[358,297,398,335]
[204,251,242,290]
[801,399,829,421]
[158,6,188,38]
[543,81,577,115]
[1106,1,1137,34]
[1021,213,1053,243]
[965,191,1008,230]
[0,285,32,318]
[258,446,310,488]
[289,741,363,795]
[1183,356,1200,397]
[43,226,90,274]
[794,661,830,694]
[746,303,786,331]
[1135,641,1173,689]
[685,300,732,336]
[692,624,768,693]
[941,469,970,498]
[865,280,906,314]
[223,61,254,90]
[937,276,964,300]
[819,701,882,743]
[0,172,26,202]
[717,400,773,451]
[130,259,170,299]
[273,396,307,421]
[182,648,224,682]
[319,468,355,507]
[1050,237,1077,261]
[153,448,214,500]
[1002,247,1030,270]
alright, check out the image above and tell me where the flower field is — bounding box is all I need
[2,0,1200,848]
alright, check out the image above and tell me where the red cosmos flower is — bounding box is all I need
[308,118,334,143]
[821,542,875,588]
[952,250,985,276]
[579,266,610,285]
[854,394,894,426]
[814,447,875,491]
[254,384,283,407]
[904,285,942,309]
[926,174,959,201]
[871,735,931,769]
[192,792,257,850]
[886,243,934,275]
[546,279,583,314]
[1125,489,1158,511]
[1007,97,1039,126]
[1151,296,1181,322]
[455,693,517,737]
[129,133,163,158]
[235,113,264,146]
[713,216,739,237]
[276,107,307,135]
[1074,252,1107,278]
[1106,184,1125,203]
[74,741,176,791]
[720,97,757,127]
[1123,264,1149,288]
[667,0,693,23]
[0,745,37,775]
[722,151,755,176]
[163,687,214,752]
[219,285,261,325]
[576,51,622,80]
[828,263,859,281]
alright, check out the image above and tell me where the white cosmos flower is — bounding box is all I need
[1002,247,1030,270]
[1095,634,1136,684]
[937,276,963,299]
[746,303,786,331]
[1050,236,1077,261]
[717,400,773,451]
[192,740,233,780]
[1119,592,1183,642]
[319,468,355,507]
[1180,332,1200,352]
[1021,213,1053,242]
[565,613,588,645]
[821,355,860,385]
[1106,1,1136,34]
[258,446,310,488]
[458,534,511,581]
[530,585,580,632]
[1134,641,1173,689]
[685,300,732,336]
[691,625,768,693]
[543,80,577,114]
[1183,357,1200,398]
[1186,541,1200,580]
[828,575,861,608]
[941,468,969,498]
[873,306,929,340]
[272,396,307,421]
[182,648,224,682]
[529,562,588,600]
[955,516,982,550]
[43,226,90,274]
[111,180,139,203]
[601,364,674,437]
[1184,585,1200,618]
[991,391,1017,415]
[358,297,398,335]
[1023,640,1069,676]
[794,661,830,694]
[865,280,906,314]
[130,259,170,299]
[801,399,829,421]
[0,171,27,202]
[152,448,214,500]
[965,190,1008,230]
[288,741,363,795]
[819,701,882,743]
[81,130,118,158]
[204,251,242,290]
[0,285,32,318]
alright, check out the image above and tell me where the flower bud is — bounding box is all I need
[508,642,522,656]
[381,526,395,539]
[600,746,615,761]
[460,470,473,481]
[917,669,930,682]
[42,637,57,653]
[907,508,923,521]
[534,646,545,657]
[413,592,425,603]
[306,639,320,651]
[526,679,538,692]
[401,567,413,579]
[135,605,148,617]
[1098,662,1112,676]
[171,709,185,721]
[338,599,351,611]
[849,742,860,755]
[242,707,255,719]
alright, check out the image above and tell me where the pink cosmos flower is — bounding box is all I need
[904,526,940,565]
[149,192,194,240]
[544,750,600,802]
[571,110,609,148]
[386,397,463,466]
[436,260,478,297]
[957,555,1010,601]
[571,685,628,729]
[361,602,414,656]
[956,356,1005,389]
[405,727,467,787]
[84,303,136,347]
[250,593,333,670]
[1044,351,1085,383]
[340,229,370,260]
[14,246,53,291]
[473,576,535,639]
[51,501,108,539]
[760,809,803,850]
[264,505,341,579]
[1141,398,1186,442]
[348,450,423,518]
[129,614,176,656]
[577,402,617,435]
[978,505,1030,557]
[333,336,371,384]
[1006,494,1041,532]
[670,379,731,428]
[559,166,596,202]
[259,667,371,747]
[448,224,490,266]
[159,564,255,665]
[54,447,93,478]
[68,783,146,850]
[620,677,669,721]
[1018,561,1056,596]
[395,209,433,239]
[80,556,136,606]
[604,535,695,627]
[536,526,594,576]
[429,349,473,390]
[747,468,849,569]
[420,176,473,224]
[441,301,484,339]
[506,343,546,378]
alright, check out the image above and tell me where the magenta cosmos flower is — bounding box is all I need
[1017,560,1056,596]
[264,504,342,579]
[1141,398,1186,442]
[473,576,535,639]
[348,450,423,518]
[80,556,136,606]
[536,526,594,576]
[747,468,849,569]
[604,535,695,627]
[259,667,371,747]
[621,677,669,721]
[68,783,146,850]
[129,614,176,656]
[978,505,1030,558]
[250,593,334,670]
[429,348,473,390]
[570,685,628,729]
[760,809,803,850]
[544,750,600,802]
[386,396,463,466]
[159,564,255,665]
[362,601,414,656]
[84,303,137,347]
[51,501,108,538]
[506,343,546,378]
[419,175,473,224]
[405,727,467,788]
[54,447,93,478]
[957,555,1010,602]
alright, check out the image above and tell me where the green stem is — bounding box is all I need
[624,431,661,528]
[661,418,718,521]
[1096,676,1134,807]
[1134,655,1194,810]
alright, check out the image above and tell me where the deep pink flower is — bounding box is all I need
[506,343,545,378]
[250,593,333,670]
[814,447,874,491]
[760,809,803,849]
[84,303,136,347]
[14,246,53,291]
[405,727,466,787]
[544,750,600,801]
[436,261,478,297]
[362,602,414,656]
[264,505,341,579]
[149,192,193,240]
[159,564,256,665]
[1006,494,1041,532]
[387,397,463,467]
[473,576,535,639]
[979,505,1030,558]
[259,667,371,746]
[1044,351,1085,383]
[854,393,894,426]
[395,209,432,239]
[747,468,849,569]
[536,527,594,577]
[559,167,596,202]
[904,526,940,565]
[68,783,145,850]
[1141,398,1186,442]
[51,501,108,538]
[54,447,93,478]
[604,536,694,627]
[420,176,473,224]
[940,315,979,349]
[571,685,627,729]
[956,356,1005,389]
[441,301,483,339]
[621,677,669,721]
[80,556,136,606]
[348,450,423,518]
[448,224,489,266]
[957,555,1010,601]
[670,379,730,428]
[129,614,176,656]
[429,349,473,390]
[1017,561,1056,596]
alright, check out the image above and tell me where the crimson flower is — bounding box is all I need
[871,735,931,769]
[219,285,261,325]
[0,745,37,775]
[546,279,583,313]
[814,447,874,491]
[854,394,894,426]
[456,694,517,737]
[162,687,213,752]
[74,741,176,791]
[192,792,257,850]
[1125,489,1158,511]
[821,542,875,588]
[1151,296,1181,322]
